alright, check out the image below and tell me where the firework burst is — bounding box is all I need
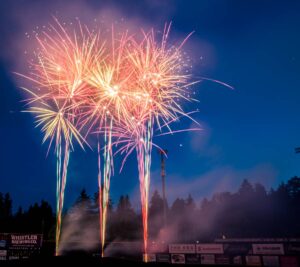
[18,18,102,255]
[106,24,197,260]
[19,18,198,259]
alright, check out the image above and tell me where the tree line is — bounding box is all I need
[1,176,300,243]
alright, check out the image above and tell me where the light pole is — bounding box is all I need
[158,148,168,227]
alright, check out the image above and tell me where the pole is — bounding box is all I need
[158,149,168,227]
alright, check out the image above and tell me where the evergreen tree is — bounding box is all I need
[238,179,254,196]
[149,190,164,238]
[185,194,196,212]
[3,193,12,218]
[110,195,139,240]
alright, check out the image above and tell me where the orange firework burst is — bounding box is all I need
[19,18,199,259]
[106,24,198,259]
[127,24,196,129]
[18,18,102,255]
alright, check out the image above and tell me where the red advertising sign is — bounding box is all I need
[169,244,195,254]
[197,244,224,254]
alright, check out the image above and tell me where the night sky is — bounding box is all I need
[1,0,300,211]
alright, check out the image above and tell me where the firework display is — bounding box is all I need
[19,18,197,258]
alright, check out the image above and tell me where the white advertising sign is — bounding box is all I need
[252,244,284,255]
[169,244,195,254]
[196,243,224,254]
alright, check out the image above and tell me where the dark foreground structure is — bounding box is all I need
[1,234,300,266]
[0,254,298,267]
[0,255,268,267]
[0,256,151,267]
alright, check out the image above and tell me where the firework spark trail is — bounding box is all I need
[19,17,199,259]
[137,119,153,261]
[56,139,70,255]
[116,24,196,259]
[18,18,98,255]
[100,117,113,257]
[55,137,62,255]
[25,101,85,255]
[86,30,133,256]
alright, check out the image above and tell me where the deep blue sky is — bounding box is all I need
[1,0,300,211]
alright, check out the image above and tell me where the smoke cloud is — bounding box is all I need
[59,202,99,254]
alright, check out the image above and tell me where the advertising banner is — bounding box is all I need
[196,243,224,254]
[286,244,300,254]
[169,244,195,254]
[156,253,170,263]
[200,254,215,265]
[224,243,251,254]
[0,250,7,260]
[171,254,185,264]
[0,234,42,260]
[280,256,298,267]
[143,253,156,262]
[0,250,7,256]
[246,256,262,266]
[215,255,230,265]
[9,234,42,248]
[252,244,284,255]
[232,255,243,265]
[0,240,6,249]
[262,256,279,267]
[148,242,167,253]
[185,254,201,264]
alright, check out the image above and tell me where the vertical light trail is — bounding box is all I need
[136,118,153,261]
[55,139,70,255]
[100,116,113,257]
